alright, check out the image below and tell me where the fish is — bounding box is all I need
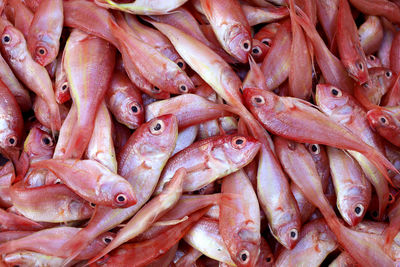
[243,87,397,183]
[0,80,23,149]
[63,29,115,159]
[154,134,261,194]
[27,0,63,66]
[337,0,369,84]
[31,159,136,208]
[199,0,251,63]
[1,25,60,132]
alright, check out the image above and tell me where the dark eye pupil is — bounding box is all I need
[39,48,45,54]
[8,137,15,144]
[290,231,296,238]
[386,72,391,77]
[311,145,318,152]
[380,117,387,123]
[243,42,249,49]
[241,253,247,261]
[235,139,244,145]
[263,41,270,46]
[153,86,160,91]
[369,55,375,60]
[177,61,184,68]
[331,89,339,96]
[62,84,68,90]
[389,194,393,201]
[131,105,138,113]
[252,48,259,54]
[154,123,161,131]
[358,63,363,70]
[42,137,50,145]
[3,36,10,43]
[355,206,361,214]
[90,202,96,207]
[117,195,125,202]
[266,257,272,262]
[104,237,112,243]
[255,97,262,103]
[180,85,187,92]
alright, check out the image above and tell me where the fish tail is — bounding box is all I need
[366,149,397,186]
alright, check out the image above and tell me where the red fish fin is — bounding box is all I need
[367,149,397,186]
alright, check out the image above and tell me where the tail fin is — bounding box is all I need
[366,149,397,186]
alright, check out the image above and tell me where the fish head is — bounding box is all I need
[233,229,261,267]
[109,178,137,208]
[23,126,55,162]
[120,97,144,129]
[174,73,195,94]
[1,26,25,58]
[339,195,368,226]
[222,135,261,166]
[369,67,397,92]
[269,221,300,250]
[366,54,382,68]
[367,108,397,135]
[345,58,369,84]
[243,87,278,114]
[227,24,252,63]
[29,38,58,66]
[315,84,351,116]
[55,81,71,104]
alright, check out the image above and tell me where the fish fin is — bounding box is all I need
[367,149,397,186]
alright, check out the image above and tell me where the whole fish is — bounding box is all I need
[327,147,371,226]
[27,0,63,66]
[243,87,396,183]
[85,101,117,173]
[63,29,115,159]
[31,159,135,208]
[1,25,60,132]
[10,183,93,223]
[155,134,261,194]
[60,115,178,264]
[199,0,251,63]
[94,0,189,15]
[359,16,383,55]
[88,168,185,264]
[219,170,261,267]
[0,80,23,149]
[337,0,369,84]
[0,227,116,260]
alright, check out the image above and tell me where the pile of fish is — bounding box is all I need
[1,0,400,266]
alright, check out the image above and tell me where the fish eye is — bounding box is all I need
[176,59,185,69]
[7,136,17,146]
[356,61,364,71]
[152,86,160,93]
[55,178,62,184]
[149,120,165,135]
[252,47,260,55]
[90,202,96,208]
[115,194,127,206]
[102,236,113,244]
[41,135,53,146]
[232,136,247,149]
[2,34,10,44]
[362,83,369,89]
[179,84,188,93]
[354,204,364,217]
[371,210,378,218]
[251,95,265,106]
[238,250,250,264]
[61,82,68,91]
[379,116,388,125]
[130,103,141,114]
[266,257,272,262]
[385,71,392,78]
[290,229,298,240]
[261,38,271,47]
[36,46,47,56]
[330,87,342,97]
[309,144,320,155]
[368,55,375,61]
[242,40,251,51]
